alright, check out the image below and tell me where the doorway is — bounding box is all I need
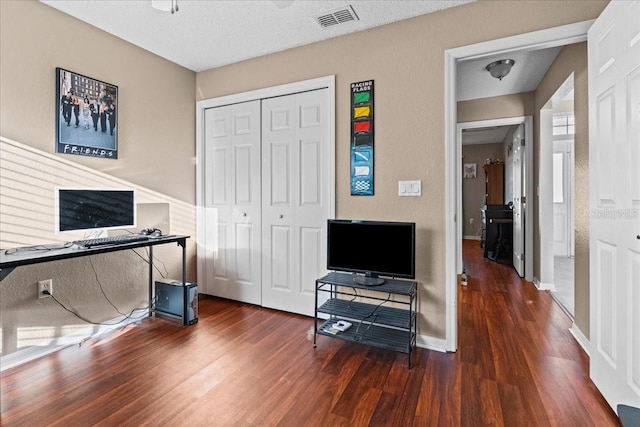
[459,118,532,279]
[444,21,592,351]
[541,74,576,316]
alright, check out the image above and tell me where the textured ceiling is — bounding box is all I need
[40,0,474,72]
[40,0,563,102]
[457,47,562,101]
[462,126,516,146]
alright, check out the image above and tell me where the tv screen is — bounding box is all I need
[55,188,136,234]
[327,219,415,284]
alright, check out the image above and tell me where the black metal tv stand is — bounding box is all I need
[314,272,417,368]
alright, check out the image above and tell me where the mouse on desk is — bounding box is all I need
[140,228,163,238]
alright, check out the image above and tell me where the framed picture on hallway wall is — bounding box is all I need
[463,163,477,179]
[55,68,118,159]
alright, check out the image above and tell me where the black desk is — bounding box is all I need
[483,206,513,262]
[0,235,190,324]
[488,218,513,261]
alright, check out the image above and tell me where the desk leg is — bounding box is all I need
[179,239,187,326]
[149,245,154,318]
[181,239,186,285]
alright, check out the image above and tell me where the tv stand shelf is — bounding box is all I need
[313,272,417,368]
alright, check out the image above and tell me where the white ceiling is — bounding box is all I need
[457,47,561,101]
[40,0,474,72]
[462,125,515,146]
[40,0,563,102]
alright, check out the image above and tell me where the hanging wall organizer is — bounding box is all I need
[350,80,374,195]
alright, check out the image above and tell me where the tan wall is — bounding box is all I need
[462,144,505,237]
[0,1,196,356]
[458,92,535,123]
[0,0,196,204]
[534,42,590,337]
[196,1,606,339]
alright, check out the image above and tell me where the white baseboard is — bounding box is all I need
[533,277,555,291]
[0,313,149,372]
[569,323,590,356]
[463,235,481,241]
[416,334,448,353]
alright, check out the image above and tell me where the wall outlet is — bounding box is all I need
[38,279,52,299]
[470,218,474,224]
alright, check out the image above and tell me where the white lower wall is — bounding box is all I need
[0,137,196,357]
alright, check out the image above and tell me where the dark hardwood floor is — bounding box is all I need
[1,239,619,426]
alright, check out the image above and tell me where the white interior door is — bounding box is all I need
[261,89,330,316]
[588,0,640,412]
[203,101,262,305]
[512,124,525,276]
[553,140,574,257]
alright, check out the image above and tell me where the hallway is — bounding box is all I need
[458,238,616,425]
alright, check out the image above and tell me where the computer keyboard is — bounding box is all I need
[73,234,150,248]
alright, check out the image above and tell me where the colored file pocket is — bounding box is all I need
[352,148,372,164]
[353,133,372,147]
[353,106,371,119]
[353,91,371,105]
[354,120,371,134]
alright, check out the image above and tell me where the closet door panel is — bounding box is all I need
[203,100,261,305]
[269,142,291,206]
[300,140,320,206]
[234,145,252,205]
[215,222,229,278]
[300,226,322,296]
[235,222,253,283]
[211,147,228,205]
[262,89,329,315]
[296,90,328,301]
[269,225,292,290]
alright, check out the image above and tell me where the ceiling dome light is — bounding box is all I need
[485,59,515,81]
[151,0,179,14]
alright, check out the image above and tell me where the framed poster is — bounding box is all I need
[350,80,374,195]
[464,163,477,179]
[56,68,118,159]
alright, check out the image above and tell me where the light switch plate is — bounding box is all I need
[398,180,421,196]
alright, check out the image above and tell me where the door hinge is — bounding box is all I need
[520,138,525,146]
[521,196,526,203]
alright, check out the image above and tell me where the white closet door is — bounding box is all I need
[261,89,330,316]
[203,101,262,305]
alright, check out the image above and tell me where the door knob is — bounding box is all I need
[279,214,284,219]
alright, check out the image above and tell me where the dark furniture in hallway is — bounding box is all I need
[482,204,513,263]
[483,162,504,205]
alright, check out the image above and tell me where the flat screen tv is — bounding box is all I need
[327,219,415,285]
[55,188,136,234]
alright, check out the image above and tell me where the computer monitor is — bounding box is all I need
[55,188,136,234]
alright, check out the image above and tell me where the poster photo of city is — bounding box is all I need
[56,68,118,159]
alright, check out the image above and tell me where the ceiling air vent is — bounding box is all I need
[315,5,359,29]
